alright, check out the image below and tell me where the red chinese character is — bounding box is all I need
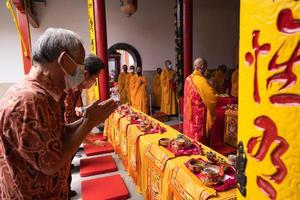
[277,9,300,34]
[267,41,300,105]
[247,116,289,200]
[245,31,271,103]
[266,9,300,105]
[245,9,300,105]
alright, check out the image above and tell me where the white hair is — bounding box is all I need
[32,28,83,64]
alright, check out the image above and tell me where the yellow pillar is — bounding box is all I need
[239,0,300,199]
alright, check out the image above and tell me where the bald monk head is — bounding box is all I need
[130,65,135,74]
[164,60,172,70]
[218,64,227,74]
[122,64,128,72]
[156,67,162,75]
[136,66,142,76]
[193,57,207,75]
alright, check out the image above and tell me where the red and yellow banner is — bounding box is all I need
[6,0,32,74]
[85,0,100,104]
[239,0,300,199]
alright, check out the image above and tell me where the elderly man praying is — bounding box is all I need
[0,28,118,199]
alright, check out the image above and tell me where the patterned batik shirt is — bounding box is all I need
[63,88,82,124]
[0,67,70,200]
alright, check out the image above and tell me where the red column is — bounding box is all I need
[183,0,193,80]
[11,0,32,74]
[94,0,109,101]
[18,10,32,74]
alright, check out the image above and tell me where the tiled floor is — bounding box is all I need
[70,115,182,200]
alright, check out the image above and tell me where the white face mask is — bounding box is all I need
[64,64,85,89]
[62,53,85,89]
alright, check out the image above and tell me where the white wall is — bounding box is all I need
[30,0,175,71]
[106,0,175,70]
[30,0,90,54]
[0,1,24,83]
[0,0,239,84]
[193,0,239,68]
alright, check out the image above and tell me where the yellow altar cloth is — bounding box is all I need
[104,108,237,200]
[163,155,237,200]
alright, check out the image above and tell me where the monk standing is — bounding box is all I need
[118,65,129,104]
[126,65,135,105]
[231,65,238,97]
[160,60,177,115]
[152,68,162,108]
[183,57,216,143]
[211,64,227,94]
[130,66,148,113]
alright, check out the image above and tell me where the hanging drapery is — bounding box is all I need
[174,0,184,97]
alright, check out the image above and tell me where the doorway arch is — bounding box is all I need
[108,43,142,67]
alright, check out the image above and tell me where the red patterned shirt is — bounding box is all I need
[64,88,82,124]
[0,67,70,199]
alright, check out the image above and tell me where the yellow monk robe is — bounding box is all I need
[118,72,129,104]
[130,74,148,114]
[192,70,217,135]
[211,70,225,94]
[230,68,238,97]
[126,73,134,105]
[160,68,177,115]
[152,73,161,107]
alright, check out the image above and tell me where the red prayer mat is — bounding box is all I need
[85,133,108,142]
[80,155,117,177]
[84,144,114,156]
[81,174,129,200]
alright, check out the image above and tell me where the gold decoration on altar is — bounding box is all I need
[224,107,238,148]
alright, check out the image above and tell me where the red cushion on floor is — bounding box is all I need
[85,134,108,142]
[84,144,114,156]
[81,174,129,200]
[80,155,117,177]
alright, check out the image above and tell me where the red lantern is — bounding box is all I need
[120,0,137,17]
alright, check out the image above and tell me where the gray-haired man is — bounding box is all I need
[0,28,117,199]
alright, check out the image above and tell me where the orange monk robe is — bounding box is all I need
[152,73,161,107]
[192,70,217,134]
[160,68,177,115]
[126,73,134,105]
[231,69,238,97]
[118,72,129,104]
[130,74,148,114]
[211,70,225,94]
